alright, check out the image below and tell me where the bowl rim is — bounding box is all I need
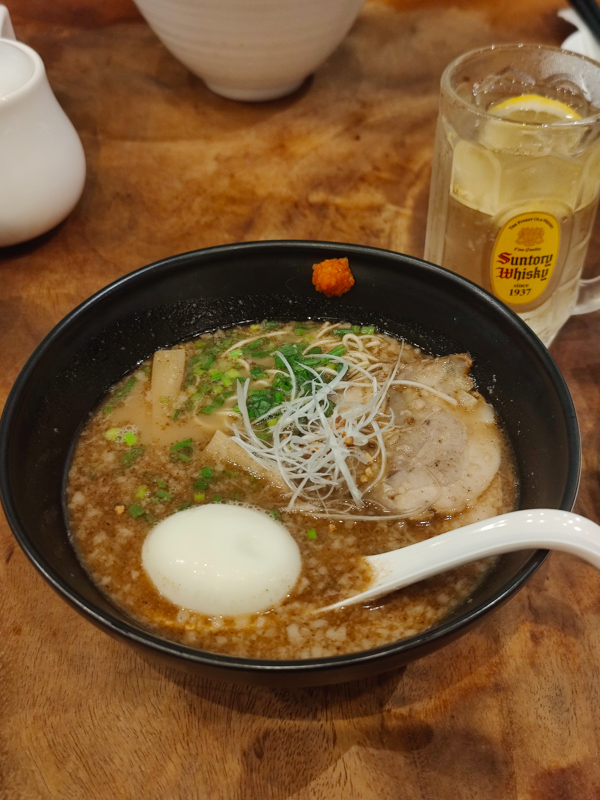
[0,239,582,676]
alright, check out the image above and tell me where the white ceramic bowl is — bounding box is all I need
[133,0,366,101]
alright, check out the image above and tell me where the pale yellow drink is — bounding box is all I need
[425,46,600,345]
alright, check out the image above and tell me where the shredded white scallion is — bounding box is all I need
[230,351,398,511]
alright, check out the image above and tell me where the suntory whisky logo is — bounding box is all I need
[491,213,560,306]
[515,226,545,247]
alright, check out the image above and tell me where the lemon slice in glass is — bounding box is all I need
[479,93,583,156]
[488,93,582,124]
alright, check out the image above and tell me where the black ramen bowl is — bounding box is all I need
[0,241,580,686]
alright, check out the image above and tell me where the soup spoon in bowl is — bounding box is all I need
[319,509,600,612]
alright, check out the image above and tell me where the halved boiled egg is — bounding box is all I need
[142,504,301,616]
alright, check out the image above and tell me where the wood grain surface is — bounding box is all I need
[1,1,599,798]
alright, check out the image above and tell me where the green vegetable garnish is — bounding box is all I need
[170,439,193,463]
[105,377,137,414]
[155,489,172,501]
[123,431,137,446]
[200,467,214,479]
[128,504,145,518]
[269,509,281,520]
[136,485,148,499]
[105,427,121,441]
[307,528,317,540]
[121,447,144,467]
[172,438,193,451]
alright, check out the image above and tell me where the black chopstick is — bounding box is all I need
[567,0,600,45]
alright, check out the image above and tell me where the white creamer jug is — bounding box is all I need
[0,6,86,246]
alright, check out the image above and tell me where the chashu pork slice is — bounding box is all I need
[374,354,503,517]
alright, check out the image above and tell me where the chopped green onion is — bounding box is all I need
[157,479,168,489]
[120,447,144,467]
[334,328,354,337]
[269,509,281,520]
[200,467,214,479]
[177,502,192,511]
[361,326,375,335]
[352,325,361,334]
[128,504,145,518]
[307,528,317,540]
[155,489,172,501]
[328,345,346,357]
[105,427,121,441]
[194,340,205,348]
[264,321,279,329]
[103,406,113,416]
[170,439,193,463]
[123,431,137,446]
[194,492,205,502]
[228,349,243,359]
[111,377,137,404]
[136,485,148,499]
[212,495,222,503]
[171,439,192,451]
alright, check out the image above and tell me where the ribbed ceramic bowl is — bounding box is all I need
[0,241,580,686]
[133,0,365,101]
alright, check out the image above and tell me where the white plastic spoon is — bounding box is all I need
[319,509,600,612]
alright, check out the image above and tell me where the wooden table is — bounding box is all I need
[2,1,599,797]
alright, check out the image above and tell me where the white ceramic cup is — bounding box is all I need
[0,6,86,247]
[132,0,366,101]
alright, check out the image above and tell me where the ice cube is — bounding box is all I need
[498,154,582,209]
[472,67,536,111]
[450,140,500,215]
[577,140,600,207]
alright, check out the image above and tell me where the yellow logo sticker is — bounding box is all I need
[491,212,560,305]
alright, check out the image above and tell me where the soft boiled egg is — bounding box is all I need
[141,504,302,616]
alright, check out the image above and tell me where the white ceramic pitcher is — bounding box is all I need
[0,6,86,247]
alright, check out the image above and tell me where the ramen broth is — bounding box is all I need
[66,321,517,659]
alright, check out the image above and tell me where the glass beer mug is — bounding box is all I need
[425,44,600,345]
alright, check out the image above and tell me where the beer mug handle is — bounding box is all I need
[574,276,600,316]
[0,6,16,40]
